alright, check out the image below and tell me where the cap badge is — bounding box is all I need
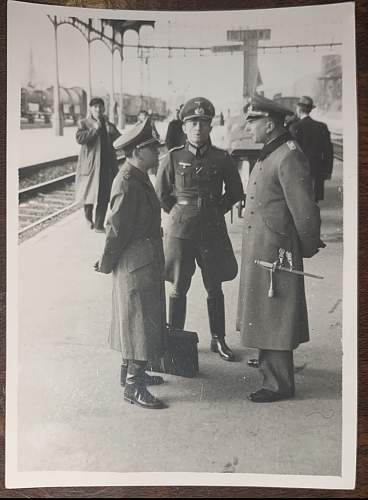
[194,101,205,115]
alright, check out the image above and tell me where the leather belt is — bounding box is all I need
[176,199,198,206]
[176,197,221,208]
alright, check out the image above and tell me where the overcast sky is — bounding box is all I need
[11,1,344,114]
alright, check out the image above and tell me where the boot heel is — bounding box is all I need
[210,340,218,353]
[120,364,128,388]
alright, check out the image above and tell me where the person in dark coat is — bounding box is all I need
[156,97,244,362]
[236,95,323,403]
[289,96,334,202]
[165,105,186,150]
[138,109,149,123]
[75,97,121,232]
[95,119,167,410]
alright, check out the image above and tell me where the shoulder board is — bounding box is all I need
[287,141,297,151]
[169,145,185,154]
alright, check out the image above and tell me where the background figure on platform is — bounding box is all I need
[284,112,298,130]
[113,101,119,126]
[95,118,167,410]
[137,109,149,123]
[75,97,121,232]
[165,104,186,150]
[237,95,323,403]
[289,96,334,202]
[156,97,244,362]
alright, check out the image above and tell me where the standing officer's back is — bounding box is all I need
[289,96,334,202]
[156,97,244,362]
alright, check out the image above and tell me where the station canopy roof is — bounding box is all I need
[102,19,155,35]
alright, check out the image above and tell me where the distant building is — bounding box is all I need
[317,54,342,112]
[269,53,342,116]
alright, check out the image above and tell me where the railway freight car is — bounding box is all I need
[108,94,168,123]
[21,85,167,126]
[21,87,52,124]
[21,86,87,124]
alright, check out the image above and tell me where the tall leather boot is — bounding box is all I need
[207,295,235,362]
[123,360,166,409]
[168,296,187,330]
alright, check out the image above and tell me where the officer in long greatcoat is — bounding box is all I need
[237,95,323,403]
[156,97,244,362]
[75,97,121,232]
[289,96,334,202]
[95,119,167,410]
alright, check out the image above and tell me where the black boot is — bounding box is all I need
[120,363,164,388]
[168,296,187,330]
[123,361,166,410]
[207,295,235,362]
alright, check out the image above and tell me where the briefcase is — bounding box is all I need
[148,327,199,378]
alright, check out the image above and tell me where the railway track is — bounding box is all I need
[18,154,125,238]
[19,138,343,238]
[19,173,77,236]
[332,140,343,162]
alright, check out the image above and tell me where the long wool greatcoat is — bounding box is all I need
[98,162,166,362]
[236,135,321,351]
[75,116,121,205]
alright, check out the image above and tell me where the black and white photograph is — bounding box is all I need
[6,0,357,489]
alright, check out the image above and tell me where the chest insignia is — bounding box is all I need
[178,162,192,169]
[287,141,296,151]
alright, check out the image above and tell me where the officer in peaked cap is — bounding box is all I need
[156,97,244,363]
[243,93,294,121]
[236,94,323,403]
[113,116,164,152]
[179,97,216,122]
[95,118,169,410]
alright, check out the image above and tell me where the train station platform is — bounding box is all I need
[18,126,81,168]
[16,162,344,476]
[17,120,229,169]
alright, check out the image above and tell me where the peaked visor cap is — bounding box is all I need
[180,97,215,122]
[113,118,165,151]
[244,94,294,121]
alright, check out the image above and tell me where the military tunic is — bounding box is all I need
[99,162,166,362]
[236,136,321,351]
[155,141,244,286]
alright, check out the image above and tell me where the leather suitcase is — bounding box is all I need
[148,327,199,378]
